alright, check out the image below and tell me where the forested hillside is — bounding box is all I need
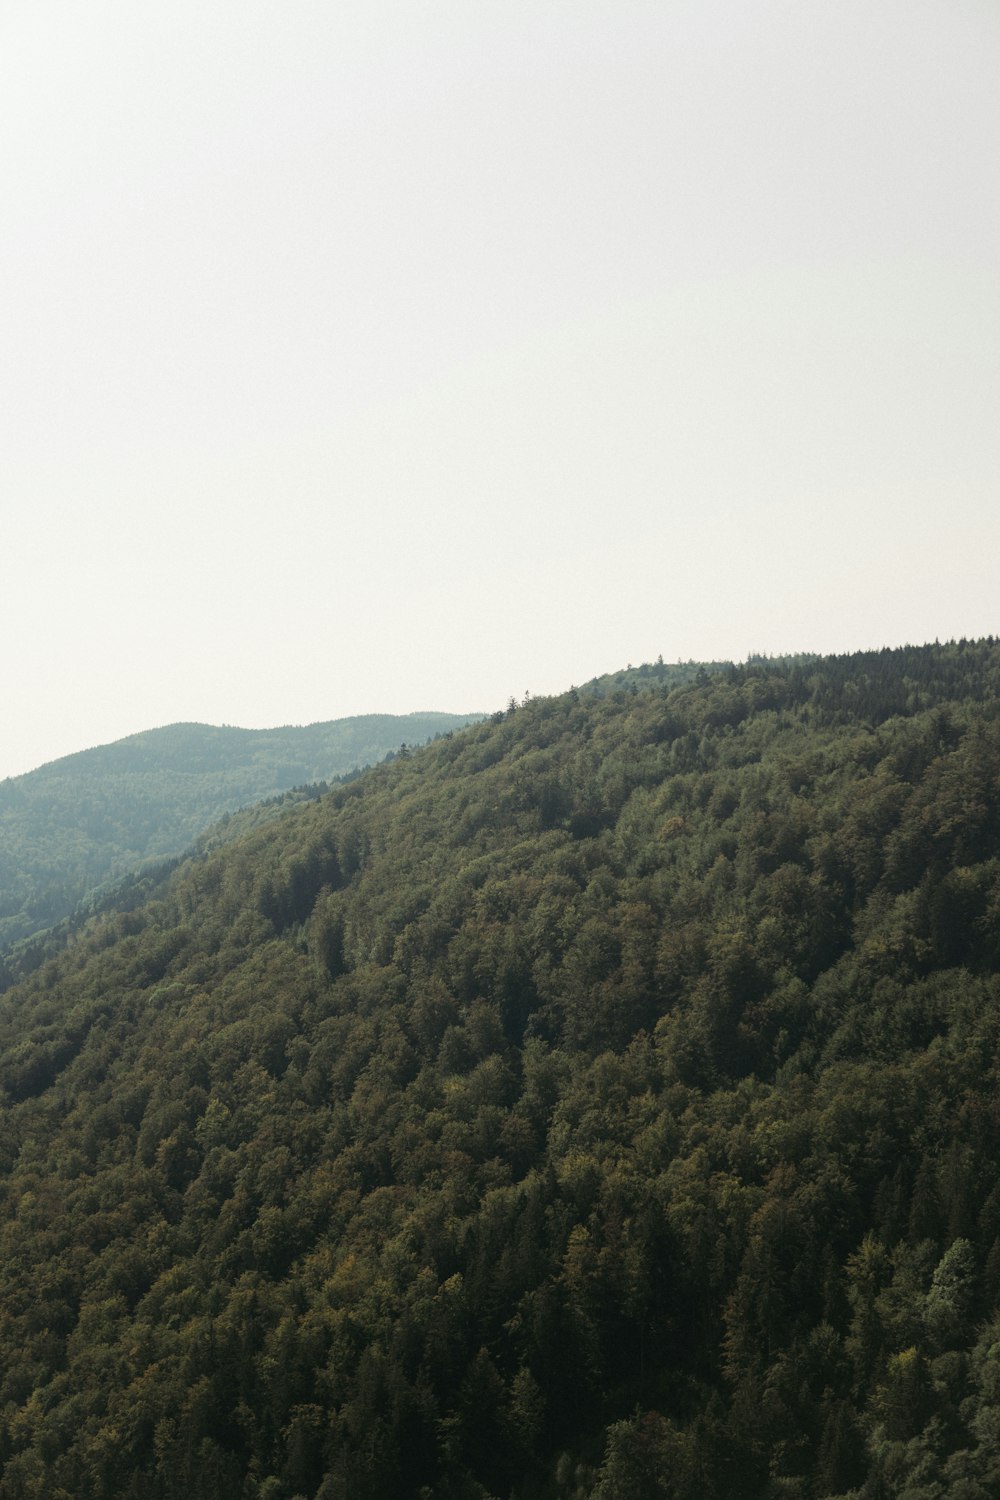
[1,641,1000,1498]
[0,713,479,951]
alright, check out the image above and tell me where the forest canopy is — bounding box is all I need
[0,641,999,1497]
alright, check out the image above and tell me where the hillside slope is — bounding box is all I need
[0,712,480,949]
[1,642,999,1498]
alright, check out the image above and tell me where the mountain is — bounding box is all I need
[0,641,999,1497]
[0,712,481,951]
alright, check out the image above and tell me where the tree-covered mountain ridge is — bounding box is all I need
[2,639,1000,1497]
[0,711,481,952]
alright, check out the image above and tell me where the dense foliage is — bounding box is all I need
[0,713,479,950]
[1,641,999,1498]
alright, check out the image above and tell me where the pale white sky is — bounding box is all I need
[2,0,998,779]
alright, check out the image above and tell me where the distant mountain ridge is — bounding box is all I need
[6,713,477,781]
[0,711,481,950]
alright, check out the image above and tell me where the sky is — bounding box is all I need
[2,0,998,779]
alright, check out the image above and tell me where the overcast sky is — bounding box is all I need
[2,1,998,779]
